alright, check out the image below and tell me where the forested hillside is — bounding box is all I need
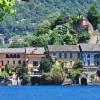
[0,0,99,35]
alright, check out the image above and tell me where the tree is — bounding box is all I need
[5,64,10,74]
[78,32,90,43]
[31,34,50,47]
[51,67,64,83]
[0,71,9,79]
[87,5,100,30]
[49,31,63,45]
[16,66,28,78]
[40,58,52,73]
[16,65,30,85]
[37,20,51,35]
[0,0,15,21]
[73,60,83,69]
[63,32,77,44]
[21,73,30,85]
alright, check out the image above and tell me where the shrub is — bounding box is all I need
[51,67,64,83]
[90,74,95,79]
[42,73,52,81]
[40,58,52,72]
[5,64,11,74]
[0,71,9,79]
[21,74,30,85]
[16,66,28,78]
[73,60,83,69]
[78,32,90,43]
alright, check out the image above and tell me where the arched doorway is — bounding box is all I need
[81,77,87,85]
[94,54,100,67]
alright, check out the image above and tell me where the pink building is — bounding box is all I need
[0,47,46,72]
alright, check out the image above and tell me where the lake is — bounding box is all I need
[0,86,100,100]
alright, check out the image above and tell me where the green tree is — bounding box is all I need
[51,67,64,83]
[31,34,50,47]
[87,5,100,30]
[0,71,9,79]
[40,58,52,73]
[5,64,10,74]
[16,66,28,78]
[49,31,63,45]
[37,20,51,35]
[21,73,30,85]
[16,65,30,85]
[78,32,90,43]
[63,32,77,44]
[0,0,15,21]
[73,60,83,69]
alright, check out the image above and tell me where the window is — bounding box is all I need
[53,52,56,56]
[59,53,62,58]
[6,54,9,58]
[1,61,3,66]
[7,60,9,64]
[87,54,90,58]
[18,60,21,64]
[13,54,16,58]
[10,54,13,58]
[23,61,25,66]
[64,53,67,58]
[13,60,15,64]
[87,60,90,66]
[70,53,72,58]
[17,54,20,58]
[78,53,80,58]
[97,62,99,66]
[12,54,16,58]
[33,61,38,66]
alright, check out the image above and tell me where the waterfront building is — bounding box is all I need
[47,45,80,68]
[0,47,46,72]
[48,44,100,71]
[80,44,100,71]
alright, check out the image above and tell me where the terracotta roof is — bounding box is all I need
[80,44,100,52]
[26,54,46,58]
[48,45,79,52]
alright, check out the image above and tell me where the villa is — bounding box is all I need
[47,45,80,68]
[0,47,46,73]
[48,44,100,71]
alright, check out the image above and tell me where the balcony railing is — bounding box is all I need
[83,66,100,72]
[30,72,42,77]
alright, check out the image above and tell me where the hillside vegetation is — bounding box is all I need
[0,0,100,35]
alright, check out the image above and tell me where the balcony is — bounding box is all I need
[83,66,100,72]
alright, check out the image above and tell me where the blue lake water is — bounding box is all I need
[0,86,100,100]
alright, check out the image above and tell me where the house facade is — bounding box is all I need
[0,47,46,72]
[48,45,80,68]
[48,44,100,70]
[80,44,100,69]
